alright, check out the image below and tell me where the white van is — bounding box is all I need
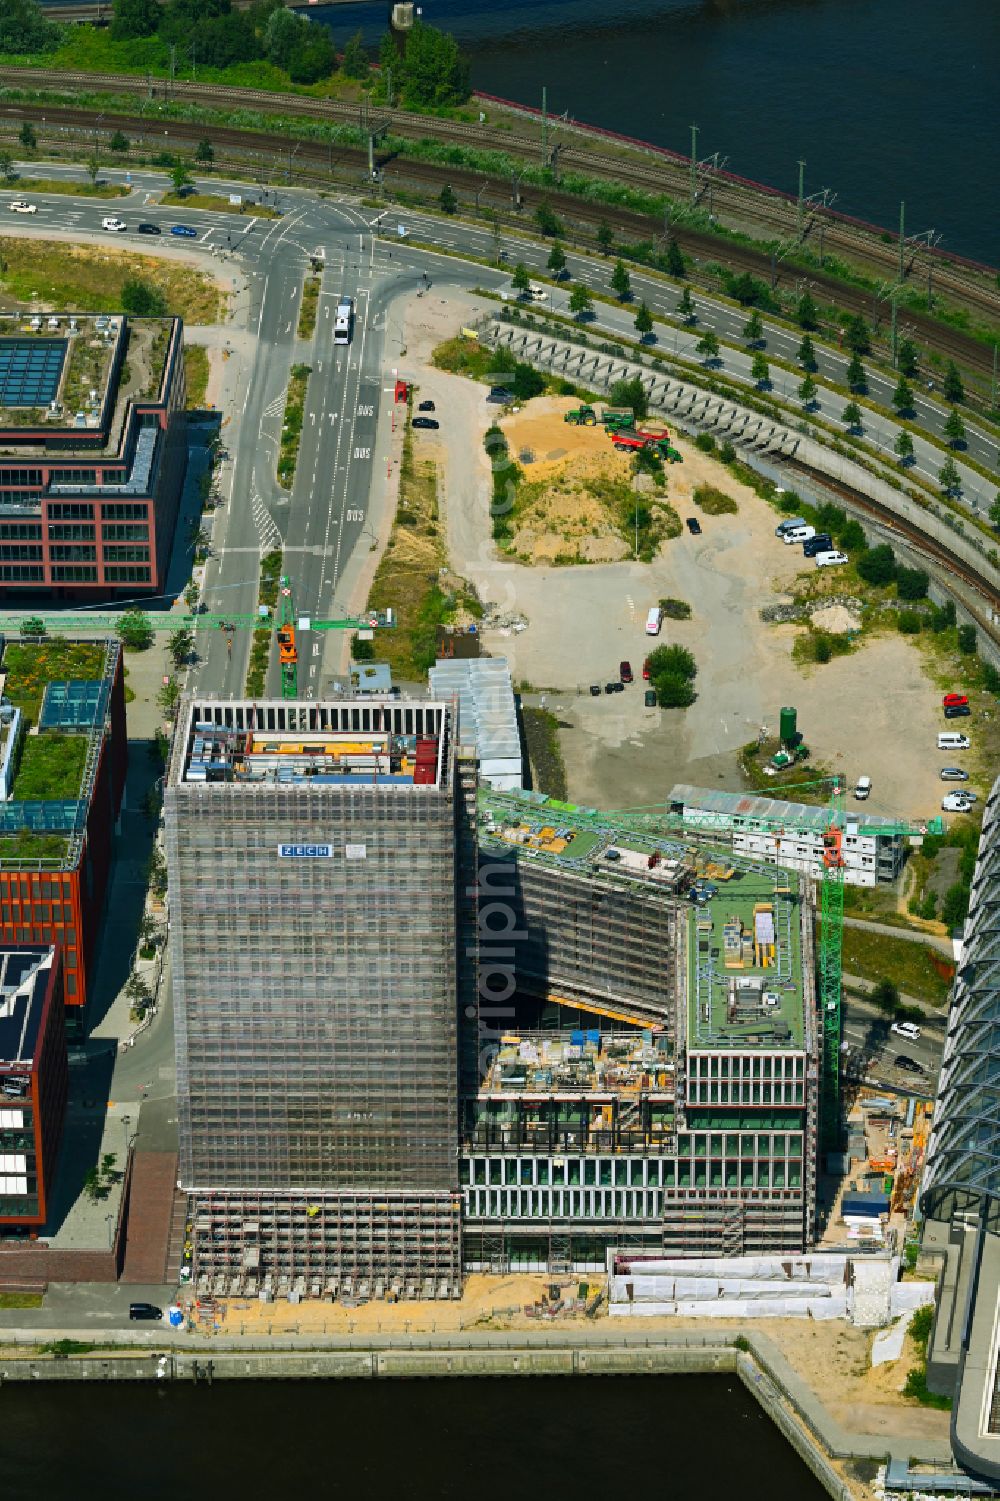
[891,1021,921,1041]
[782,525,815,545]
[775,517,807,538]
[814,550,848,568]
[527,281,548,302]
[645,606,662,636]
[853,775,872,800]
[938,732,970,751]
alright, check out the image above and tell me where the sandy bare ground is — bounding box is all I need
[395,296,948,819]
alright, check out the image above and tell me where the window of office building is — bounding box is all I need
[48,524,96,541]
[103,564,151,582]
[0,522,41,539]
[49,564,97,581]
[102,545,149,562]
[49,545,96,561]
[47,470,97,487]
[0,563,43,580]
[47,502,94,520]
[0,544,42,560]
[101,523,148,541]
[100,502,148,521]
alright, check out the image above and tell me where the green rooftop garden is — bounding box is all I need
[2,641,106,722]
[12,733,87,802]
[0,831,71,862]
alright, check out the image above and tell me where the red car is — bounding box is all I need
[943,693,969,708]
[619,661,633,684]
[642,657,651,680]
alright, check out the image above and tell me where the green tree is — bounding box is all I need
[729,272,767,306]
[943,360,965,404]
[856,543,897,586]
[942,882,970,929]
[813,634,832,664]
[646,643,697,709]
[842,401,863,431]
[120,278,167,316]
[839,520,866,552]
[157,677,180,717]
[696,329,719,362]
[399,20,469,107]
[939,456,961,496]
[109,129,129,154]
[798,374,817,407]
[569,283,592,319]
[677,286,695,322]
[341,29,370,79]
[844,313,871,354]
[989,494,1000,530]
[85,152,101,186]
[596,221,614,255]
[534,202,562,237]
[117,609,154,652]
[897,338,918,378]
[957,624,977,655]
[18,121,36,152]
[0,0,63,51]
[170,161,193,195]
[511,261,530,294]
[846,352,866,391]
[895,430,915,464]
[0,151,14,183]
[376,31,402,103]
[510,362,545,401]
[610,258,631,300]
[195,139,214,165]
[871,978,900,1013]
[438,183,457,215]
[751,351,770,386]
[944,407,966,446]
[742,309,763,345]
[892,376,914,415]
[547,241,567,278]
[796,290,818,329]
[169,628,193,668]
[896,566,929,600]
[896,610,922,634]
[111,0,158,38]
[797,334,816,370]
[608,375,648,420]
[666,237,685,277]
[634,302,653,341]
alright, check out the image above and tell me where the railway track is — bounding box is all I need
[3,65,998,326]
[3,99,997,389]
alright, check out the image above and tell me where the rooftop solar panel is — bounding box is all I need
[0,338,67,408]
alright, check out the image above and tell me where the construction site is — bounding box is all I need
[464,788,819,1270]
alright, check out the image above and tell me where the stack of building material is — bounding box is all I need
[429,657,522,789]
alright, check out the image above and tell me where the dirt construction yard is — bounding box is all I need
[399,291,949,821]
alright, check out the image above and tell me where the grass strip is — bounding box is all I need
[842,925,953,1006]
[0,234,222,322]
[244,547,283,697]
[297,274,321,340]
[7,175,126,198]
[521,707,568,800]
[183,344,209,409]
[277,363,310,488]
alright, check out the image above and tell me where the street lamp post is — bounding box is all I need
[122,1112,131,1159]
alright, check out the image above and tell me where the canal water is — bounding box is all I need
[0,1373,830,1499]
[311,0,999,265]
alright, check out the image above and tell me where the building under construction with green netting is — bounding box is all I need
[463,789,820,1272]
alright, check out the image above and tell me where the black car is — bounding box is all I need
[803,533,833,558]
[944,704,972,719]
[589,683,601,696]
[686,517,702,535]
[129,1302,163,1321]
[895,1054,926,1073]
[488,386,513,403]
[644,689,657,707]
[418,400,436,412]
[412,417,440,430]
[136,222,161,235]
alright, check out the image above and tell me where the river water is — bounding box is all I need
[2,1373,830,1499]
[312,0,999,265]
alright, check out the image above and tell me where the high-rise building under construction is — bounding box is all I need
[165,695,475,1298]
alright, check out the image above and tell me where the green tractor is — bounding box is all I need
[601,407,636,431]
[564,406,597,426]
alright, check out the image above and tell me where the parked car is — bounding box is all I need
[940,767,970,781]
[418,400,436,411]
[853,775,872,800]
[412,417,440,430]
[944,703,972,719]
[137,222,161,235]
[937,733,970,751]
[942,792,976,812]
[619,661,633,684]
[487,386,513,404]
[171,224,197,238]
[942,693,969,708]
[589,683,601,696]
[642,657,652,680]
[129,1302,163,1321]
[782,525,816,545]
[775,517,807,537]
[644,689,657,708]
[101,216,126,231]
[605,682,618,695]
[895,1054,926,1074]
[8,200,36,214]
[802,533,833,558]
[814,550,848,568]
[891,1021,921,1040]
[686,517,702,535]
